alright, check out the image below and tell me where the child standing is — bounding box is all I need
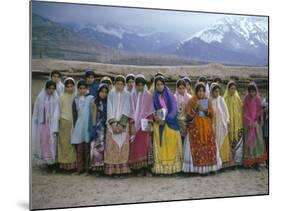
[57,77,77,171]
[71,80,93,175]
[32,80,60,172]
[242,82,267,171]
[128,75,155,176]
[89,83,109,172]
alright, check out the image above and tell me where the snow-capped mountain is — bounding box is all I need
[63,22,181,53]
[176,16,268,66]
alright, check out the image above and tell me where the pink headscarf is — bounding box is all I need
[175,79,191,105]
[130,75,155,133]
[243,82,263,148]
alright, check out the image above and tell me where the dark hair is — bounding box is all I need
[154,76,165,86]
[126,74,135,83]
[101,79,112,85]
[95,84,109,104]
[115,75,125,84]
[85,69,95,78]
[198,76,207,83]
[77,80,88,89]
[155,72,164,78]
[64,78,75,86]
[248,83,257,92]
[135,77,146,85]
[211,84,220,93]
[176,79,186,88]
[50,70,61,78]
[45,80,56,90]
[183,77,192,85]
[213,77,222,83]
[195,82,206,93]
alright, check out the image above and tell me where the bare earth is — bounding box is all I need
[31,165,268,210]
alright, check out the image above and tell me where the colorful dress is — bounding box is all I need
[104,89,131,175]
[152,86,183,174]
[58,92,77,170]
[182,96,222,174]
[242,83,267,167]
[32,89,60,165]
[128,89,155,169]
[89,98,107,171]
[224,83,243,165]
[174,90,191,140]
[71,94,93,173]
[211,96,233,168]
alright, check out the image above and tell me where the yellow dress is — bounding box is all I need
[152,124,183,174]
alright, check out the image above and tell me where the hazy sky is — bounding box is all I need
[31,1,262,38]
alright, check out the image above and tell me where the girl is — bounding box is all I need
[129,74,155,176]
[210,83,233,168]
[89,83,109,172]
[125,74,135,93]
[32,80,60,171]
[174,79,191,141]
[198,76,210,97]
[182,82,221,174]
[57,77,77,171]
[104,75,131,176]
[152,75,183,174]
[100,76,113,91]
[183,76,193,95]
[224,81,243,166]
[71,80,93,175]
[242,82,267,171]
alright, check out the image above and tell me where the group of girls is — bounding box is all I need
[32,70,268,176]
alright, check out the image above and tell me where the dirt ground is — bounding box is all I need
[31,165,268,210]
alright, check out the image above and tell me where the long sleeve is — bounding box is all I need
[91,101,97,127]
[207,99,215,120]
[220,97,230,123]
[72,99,78,127]
[167,92,178,120]
[51,100,60,133]
[107,92,115,124]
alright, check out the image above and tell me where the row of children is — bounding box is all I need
[32,70,268,176]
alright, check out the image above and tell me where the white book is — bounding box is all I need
[141,118,149,131]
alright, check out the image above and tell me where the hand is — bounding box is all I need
[130,125,136,135]
[159,120,165,126]
[117,124,124,133]
[111,123,118,134]
[155,115,161,123]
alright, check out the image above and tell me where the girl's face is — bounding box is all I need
[196,87,205,99]
[51,74,60,83]
[65,83,74,94]
[99,88,108,99]
[108,84,113,91]
[127,79,134,90]
[229,84,236,96]
[249,89,257,97]
[136,83,145,92]
[78,85,88,96]
[177,85,186,95]
[46,85,56,95]
[186,83,191,92]
[115,81,125,92]
[212,87,220,98]
[156,80,164,93]
[86,75,94,85]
